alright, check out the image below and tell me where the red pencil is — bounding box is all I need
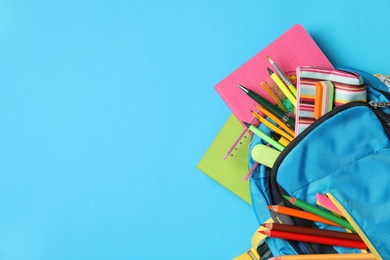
[260,229,367,249]
[261,223,362,242]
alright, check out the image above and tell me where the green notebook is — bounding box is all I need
[197,114,252,204]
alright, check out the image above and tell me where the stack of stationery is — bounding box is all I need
[197,24,334,203]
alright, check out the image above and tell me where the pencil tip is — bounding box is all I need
[267,67,274,75]
[267,205,278,212]
[262,223,272,229]
[266,56,274,64]
[261,229,270,236]
[242,121,251,128]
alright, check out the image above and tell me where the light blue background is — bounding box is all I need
[0,1,389,259]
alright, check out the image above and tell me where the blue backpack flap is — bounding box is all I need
[249,68,390,258]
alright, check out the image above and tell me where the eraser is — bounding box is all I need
[314,81,334,119]
[251,144,281,168]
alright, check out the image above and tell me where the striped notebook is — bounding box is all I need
[295,66,367,135]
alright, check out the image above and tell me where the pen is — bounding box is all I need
[238,84,295,129]
[242,121,285,151]
[266,56,297,97]
[267,67,297,106]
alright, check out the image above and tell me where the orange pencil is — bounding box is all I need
[251,110,294,141]
[257,106,295,137]
[267,205,342,227]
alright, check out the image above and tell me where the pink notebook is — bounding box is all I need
[214,24,334,124]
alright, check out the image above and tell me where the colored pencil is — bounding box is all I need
[251,110,294,141]
[284,196,355,232]
[316,193,343,216]
[266,56,297,97]
[256,105,295,137]
[261,223,362,241]
[269,253,376,260]
[267,205,342,227]
[267,67,297,106]
[260,229,367,249]
[242,121,285,151]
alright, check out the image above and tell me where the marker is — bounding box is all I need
[266,56,297,97]
[242,121,284,152]
[238,84,295,129]
[267,67,297,106]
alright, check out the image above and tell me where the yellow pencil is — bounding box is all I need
[267,56,297,97]
[257,105,295,137]
[269,253,376,260]
[251,110,293,141]
[268,67,297,106]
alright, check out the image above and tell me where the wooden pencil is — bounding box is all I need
[257,105,295,136]
[260,229,367,249]
[261,223,362,241]
[251,110,294,141]
[267,205,342,227]
[269,253,376,260]
[284,196,355,232]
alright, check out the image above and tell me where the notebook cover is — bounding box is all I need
[214,24,334,124]
[196,114,252,204]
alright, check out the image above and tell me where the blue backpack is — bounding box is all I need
[248,67,390,259]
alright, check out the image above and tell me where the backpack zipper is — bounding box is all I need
[369,101,390,109]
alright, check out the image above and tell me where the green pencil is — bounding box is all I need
[242,122,285,152]
[284,195,355,232]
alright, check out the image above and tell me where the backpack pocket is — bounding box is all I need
[274,102,390,257]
